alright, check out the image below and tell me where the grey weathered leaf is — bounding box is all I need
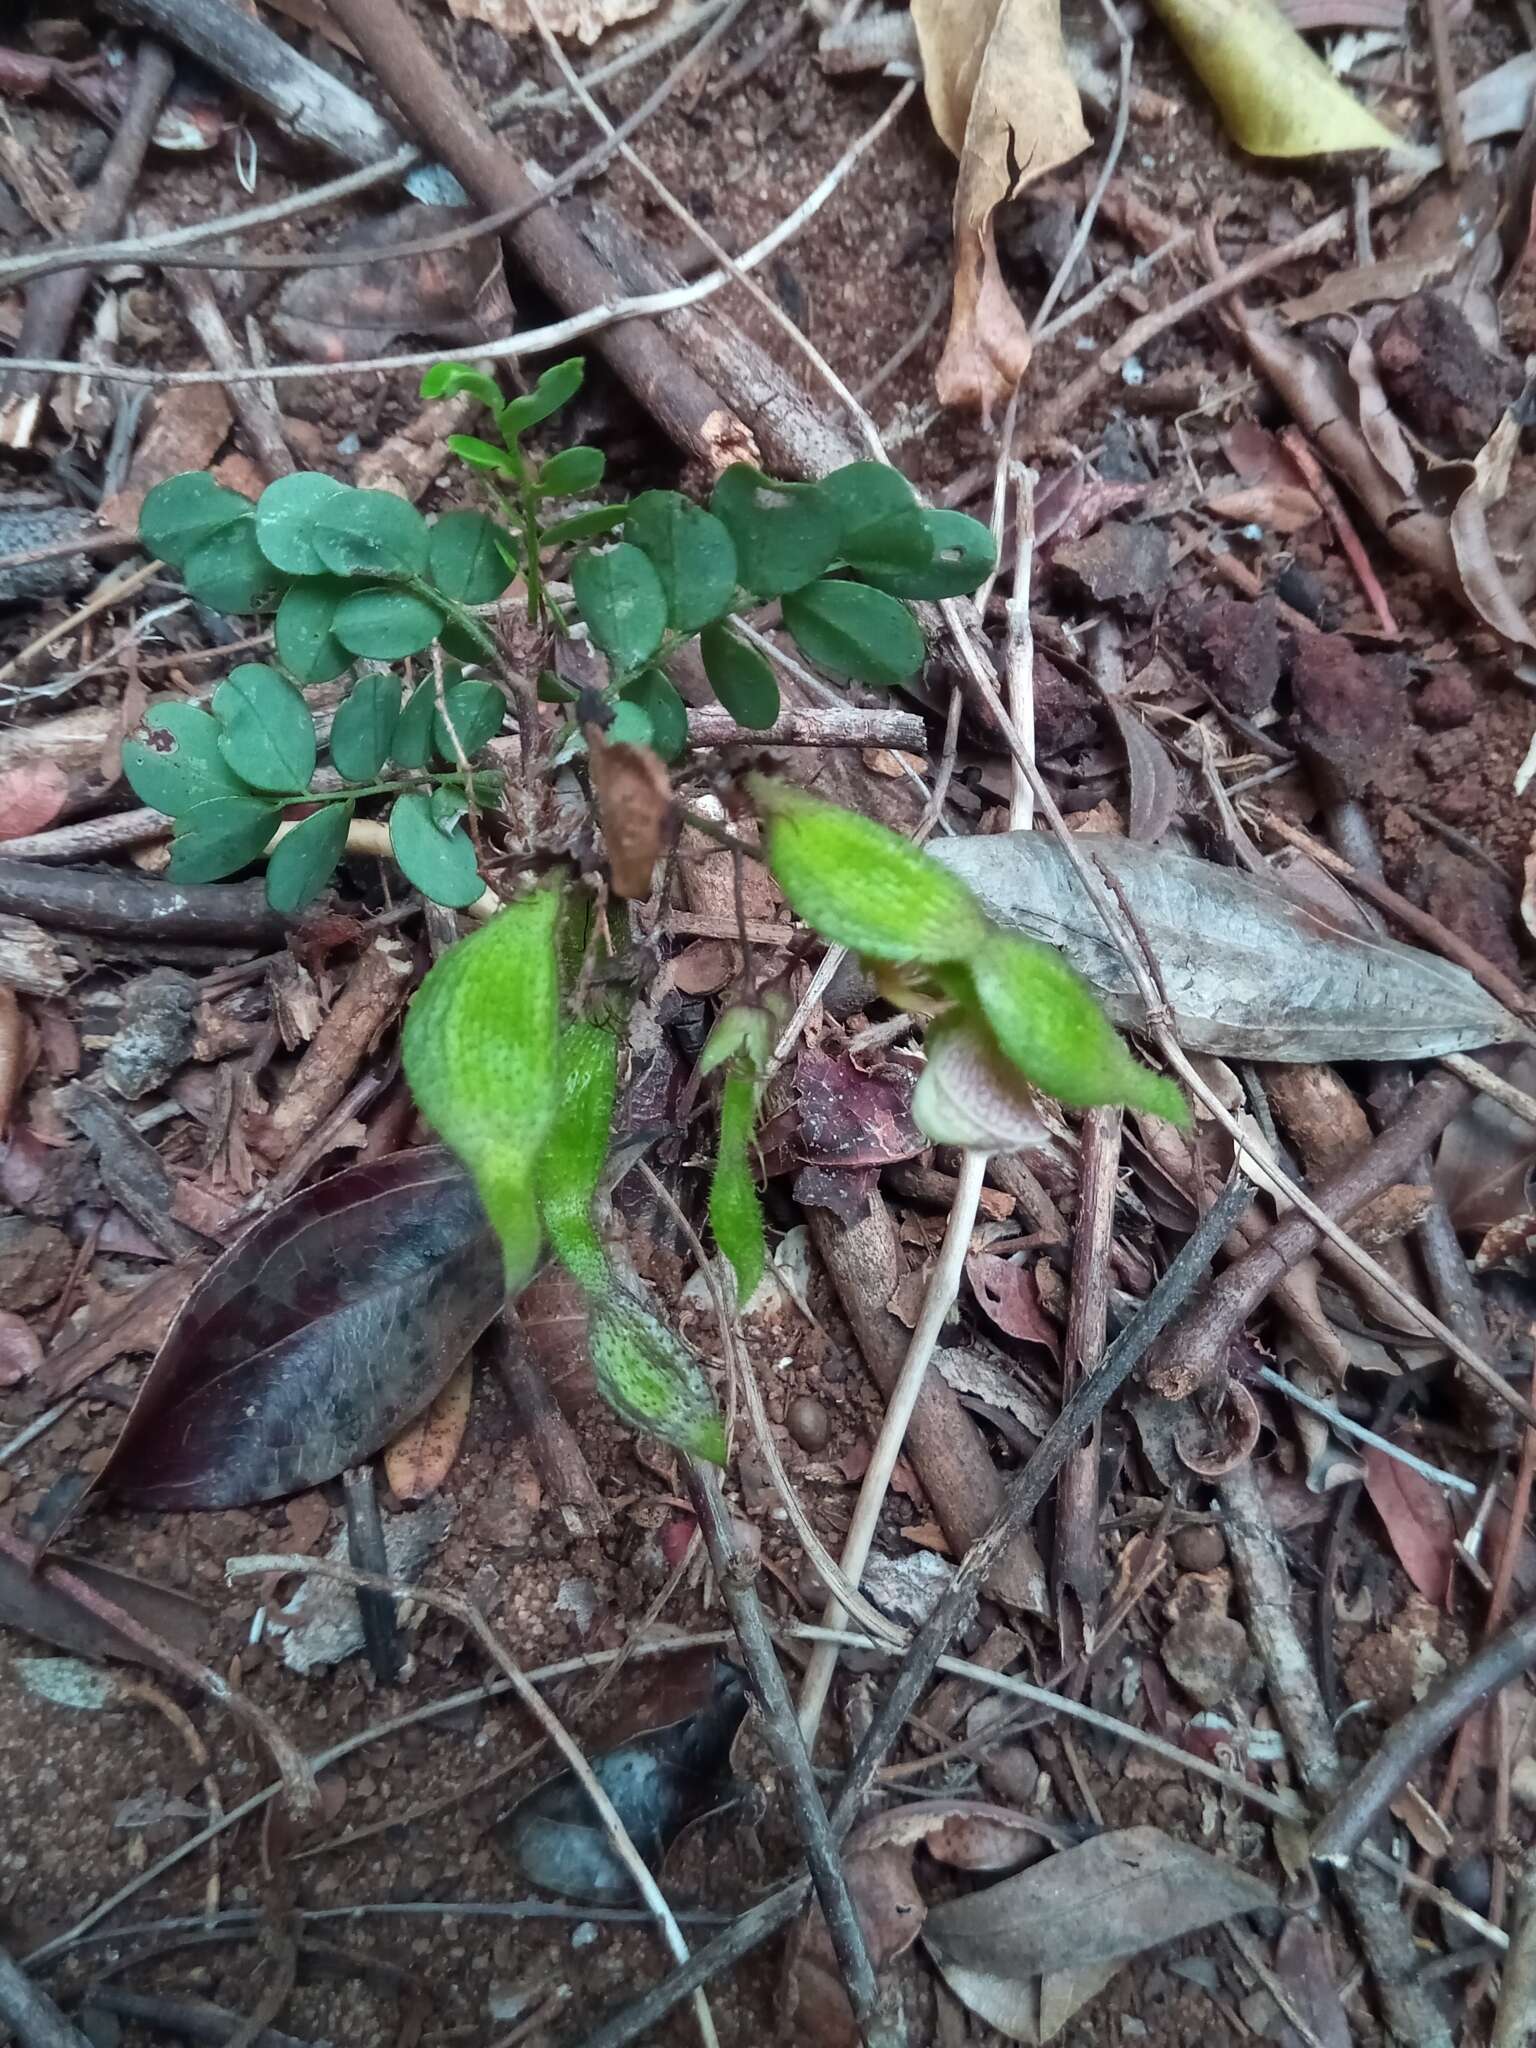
[921,1826,1275,2039]
[930,833,1526,1060]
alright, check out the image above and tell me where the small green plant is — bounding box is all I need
[126,355,996,913]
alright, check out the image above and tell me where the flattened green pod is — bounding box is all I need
[587,1288,726,1464]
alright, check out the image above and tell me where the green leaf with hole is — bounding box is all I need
[434,678,503,760]
[140,474,251,569]
[622,669,687,763]
[966,932,1187,1124]
[709,1065,764,1308]
[538,446,605,496]
[710,464,840,599]
[183,518,286,614]
[624,491,738,634]
[213,664,316,793]
[332,586,443,660]
[420,364,503,409]
[122,703,246,817]
[539,1019,617,1292]
[389,790,484,909]
[699,622,779,729]
[273,578,353,684]
[254,472,349,575]
[499,358,583,440]
[841,510,935,578]
[446,433,520,476]
[166,795,281,883]
[782,579,925,686]
[586,1287,725,1463]
[329,673,401,782]
[540,504,629,548]
[266,802,352,914]
[429,510,515,605]
[402,886,561,1286]
[570,543,666,676]
[858,509,998,600]
[749,775,987,965]
[313,490,430,578]
[390,679,438,768]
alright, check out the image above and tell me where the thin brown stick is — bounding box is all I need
[165,269,295,481]
[1055,1105,1121,1627]
[685,705,926,750]
[1424,0,1469,178]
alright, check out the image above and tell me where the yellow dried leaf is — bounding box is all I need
[384,1361,475,1501]
[912,0,1089,413]
[1150,0,1403,157]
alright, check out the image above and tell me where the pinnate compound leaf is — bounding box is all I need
[254,471,349,575]
[314,489,430,578]
[122,703,246,817]
[539,445,605,495]
[624,491,739,633]
[332,585,443,660]
[858,509,998,599]
[699,622,779,728]
[274,578,353,684]
[966,931,1186,1122]
[329,672,401,782]
[710,465,840,598]
[429,509,515,605]
[389,791,484,909]
[539,1019,618,1291]
[622,670,688,763]
[265,803,352,914]
[710,1066,764,1306]
[166,795,280,883]
[587,1287,726,1463]
[750,775,988,965]
[97,1149,502,1508]
[782,579,926,686]
[499,356,583,439]
[183,518,286,614]
[401,888,561,1287]
[139,473,251,568]
[213,664,316,793]
[434,678,504,760]
[571,542,667,675]
[1150,0,1404,156]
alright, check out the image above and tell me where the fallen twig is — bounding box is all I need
[685,705,926,750]
[0,1945,92,2048]
[1494,1857,1536,2048]
[341,1465,399,1687]
[165,268,295,482]
[1423,0,1468,178]
[0,858,286,944]
[1055,1104,1122,1626]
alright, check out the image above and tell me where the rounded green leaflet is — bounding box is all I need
[390,678,437,769]
[858,509,997,600]
[840,509,935,578]
[332,586,443,660]
[570,542,666,676]
[710,465,841,599]
[274,578,353,684]
[389,790,484,909]
[139,473,251,569]
[698,621,778,729]
[540,504,628,548]
[749,775,987,965]
[966,931,1187,1123]
[538,446,605,495]
[445,434,519,476]
[781,579,925,687]
[539,1020,618,1292]
[212,664,316,793]
[606,699,652,748]
[420,363,502,409]
[254,472,350,575]
[166,795,280,883]
[709,1065,764,1308]
[433,678,503,761]
[329,672,401,782]
[313,490,430,578]
[121,702,245,817]
[265,801,352,913]
[813,459,918,542]
[621,670,687,763]
[401,887,562,1289]
[428,509,515,605]
[586,1287,726,1464]
[624,491,738,634]
[499,357,583,439]
[183,519,286,615]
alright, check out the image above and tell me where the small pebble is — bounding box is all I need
[786,1395,830,1453]
[1170,1524,1226,1573]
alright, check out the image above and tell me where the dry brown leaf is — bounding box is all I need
[99,384,233,532]
[446,0,658,45]
[0,1309,42,1388]
[912,0,1088,412]
[384,1358,474,1501]
[0,984,28,1131]
[1204,482,1321,533]
[587,730,672,901]
[0,762,70,842]
[1362,1446,1455,1603]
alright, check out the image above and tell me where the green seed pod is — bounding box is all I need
[709,1064,765,1307]
[401,888,561,1287]
[587,1286,727,1463]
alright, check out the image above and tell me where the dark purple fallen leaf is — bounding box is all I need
[97,1148,503,1509]
[794,1049,923,1169]
[966,1252,1061,1356]
[0,1543,210,1671]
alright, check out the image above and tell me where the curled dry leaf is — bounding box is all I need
[1362,1444,1456,1602]
[967,1252,1061,1355]
[1434,1049,1536,1232]
[0,1308,43,1387]
[911,0,1089,412]
[446,0,659,47]
[0,761,70,842]
[587,730,672,902]
[383,1357,475,1501]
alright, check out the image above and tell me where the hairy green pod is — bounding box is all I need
[709,1065,765,1308]
[587,1287,726,1463]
